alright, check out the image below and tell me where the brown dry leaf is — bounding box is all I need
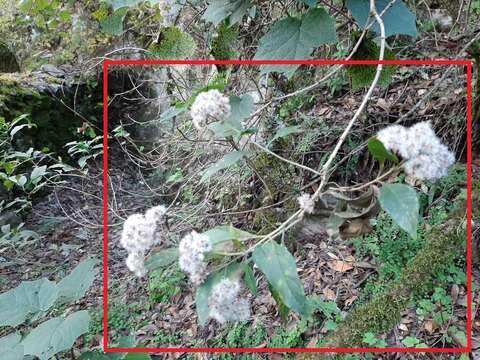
[328,260,354,272]
[398,323,409,332]
[451,284,459,304]
[424,320,438,334]
[376,98,390,111]
[345,295,358,306]
[340,219,372,239]
[323,288,336,300]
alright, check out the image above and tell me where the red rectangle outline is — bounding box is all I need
[102,59,474,354]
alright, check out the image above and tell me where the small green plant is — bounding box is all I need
[362,332,387,347]
[148,266,185,303]
[401,336,428,348]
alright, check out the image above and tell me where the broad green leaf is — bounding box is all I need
[379,184,419,239]
[109,0,159,11]
[228,94,255,123]
[30,165,47,181]
[57,257,99,303]
[21,311,90,360]
[203,224,255,245]
[212,23,239,61]
[0,333,23,360]
[0,278,58,327]
[196,262,243,325]
[345,0,417,37]
[346,37,398,89]
[268,283,290,321]
[252,241,308,316]
[203,0,251,25]
[144,247,178,271]
[243,263,257,295]
[158,106,186,123]
[367,138,398,163]
[301,0,317,6]
[100,7,128,35]
[254,8,336,77]
[269,125,304,144]
[148,27,196,60]
[125,353,152,360]
[200,150,251,182]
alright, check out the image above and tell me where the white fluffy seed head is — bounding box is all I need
[297,193,315,214]
[190,90,231,130]
[120,213,156,254]
[208,278,250,324]
[376,121,454,180]
[126,252,146,277]
[178,231,212,285]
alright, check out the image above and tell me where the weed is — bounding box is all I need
[148,266,186,304]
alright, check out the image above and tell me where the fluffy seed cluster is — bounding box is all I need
[377,121,454,180]
[190,89,231,130]
[120,205,167,277]
[208,278,251,324]
[159,0,178,27]
[297,193,315,214]
[178,230,212,285]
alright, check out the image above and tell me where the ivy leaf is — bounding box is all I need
[203,0,251,25]
[367,137,398,164]
[200,150,251,182]
[254,8,336,77]
[100,7,128,35]
[269,125,304,145]
[196,262,244,325]
[148,27,196,60]
[345,0,417,37]
[0,278,58,327]
[203,224,255,245]
[144,247,178,271]
[252,241,309,316]
[57,257,99,303]
[21,311,90,360]
[379,184,419,239]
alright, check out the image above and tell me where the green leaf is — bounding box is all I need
[57,257,99,303]
[243,263,257,295]
[367,137,398,163]
[109,0,159,11]
[301,0,317,6]
[379,184,419,239]
[268,283,290,321]
[252,241,308,316]
[196,262,243,325]
[401,336,420,347]
[269,125,304,144]
[345,0,417,37]
[203,224,255,245]
[148,26,196,60]
[0,333,23,360]
[228,94,254,124]
[100,7,128,35]
[124,353,152,360]
[144,247,178,271]
[254,8,336,77]
[203,0,251,25]
[21,311,90,360]
[346,35,398,89]
[200,150,251,182]
[0,278,58,327]
[211,23,239,61]
[30,165,47,183]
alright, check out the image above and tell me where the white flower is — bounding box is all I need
[145,205,167,244]
[120,213,155,254]
[190,90,231,130]
[178,231,212,285]
[376,121,454,180]
[126,252,146,277]
[208,278,250,324]
[297,193,315,214]
[159,0,178,27]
